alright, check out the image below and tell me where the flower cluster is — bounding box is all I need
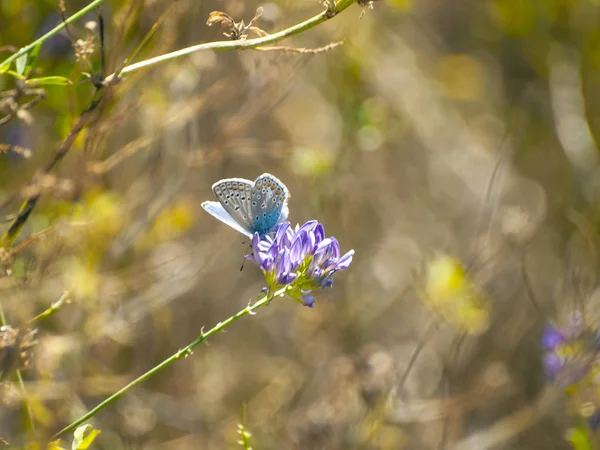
[248,221,354,307]
[542,313,600,387]
[542,313,600,429]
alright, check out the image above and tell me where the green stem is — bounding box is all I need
[52,286,289,439]
[109,0,356,79]
[17,371,34,433]
[0,0,106,72]
[30,291,70,324]
[0,302,6,325]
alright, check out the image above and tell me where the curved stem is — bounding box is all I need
[52,286,289,439]
[109,0,356,80]
[0,0,106,72]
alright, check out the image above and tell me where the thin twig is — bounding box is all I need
[255,41,344,54]
[9,228,53,256]
[105,0,356,81]
[119,2,176,72]
[88,79,229,174]
[1,90,105,247]
[0,0,107,72]
[53,286,290,439]
[397,317,435,399]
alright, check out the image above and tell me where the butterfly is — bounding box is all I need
[201,173,290,238]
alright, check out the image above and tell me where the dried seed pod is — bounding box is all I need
[0,326,37,380]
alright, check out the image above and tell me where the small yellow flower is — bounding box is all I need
[419,253,490,335]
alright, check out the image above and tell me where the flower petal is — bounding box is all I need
[275,222,291,245]
[541,325,565,349]
[289,235,304,265]
[315,223,325,243]
[302,295,316,308]
[314,238,332,257]
[329,237,341,259]
[543,353,562,379]
[250,232,264,265]
[336,249,354,270]
[246,219,355,301]
[298,220,318,234]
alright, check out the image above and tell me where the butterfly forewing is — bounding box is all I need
[201,201,254,238]
[251,173,289,235]
[212,178,254,231]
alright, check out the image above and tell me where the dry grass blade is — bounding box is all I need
[450,387,561,450]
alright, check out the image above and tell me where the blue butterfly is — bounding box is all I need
[201,173,290,238]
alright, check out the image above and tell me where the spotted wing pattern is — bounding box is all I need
[250,173,289,236]
[201,177,254,237]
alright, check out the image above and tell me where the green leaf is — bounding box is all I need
[25,76,72,86]
[5,70,25,80]
[72,424,101,450]
[25,42,43,77]
[15,50,27,76]
[48,440,68,450]
[565,427,592,450]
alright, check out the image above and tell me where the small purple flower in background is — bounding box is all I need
[542,314,600,388]
[248,220,354,307]
[542,313,600,432]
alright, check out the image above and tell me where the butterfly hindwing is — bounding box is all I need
[251,173,289,236]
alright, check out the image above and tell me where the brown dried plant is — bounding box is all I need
[206,7,268,41]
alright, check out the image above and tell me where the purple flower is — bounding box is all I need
[542,316,600,387]
[542,325,565,350]
[248,221,354,307]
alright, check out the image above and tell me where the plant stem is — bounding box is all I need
[109,0,356,80]
[17,371,35,433]
[1,91,103,248]
[52,286,289,439]
[30,291,70,324]
[0,0,106,72]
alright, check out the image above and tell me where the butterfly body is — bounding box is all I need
[202,173,289,238]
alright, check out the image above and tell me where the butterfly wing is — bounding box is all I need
[202,177,255,237]
[251,173,290,235]
[201,201,253,238]
[213,178,254,227]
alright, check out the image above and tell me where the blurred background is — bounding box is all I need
[2,0,600,448]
